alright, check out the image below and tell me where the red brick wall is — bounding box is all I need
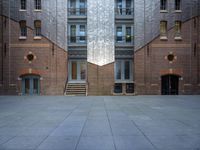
[87,62,114,95]
[0,16,68,95]
[135,17,200,95]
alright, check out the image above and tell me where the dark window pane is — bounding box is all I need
[25,78,30,94]
[115,61,121,80]
[124,61,130,80]
[114,83,122,93]
[33,78,39,94]
[126,83,134,93]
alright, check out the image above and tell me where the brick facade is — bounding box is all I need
[135,17,200,95]
[87,62,114,95]
[0,16,68,95]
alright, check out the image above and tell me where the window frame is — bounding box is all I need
[20,0,26,10]
[34,20,42,37]
[160,0,167,11]
[19,20,27,37]
[35,0,42,10]
[115,60,133,81]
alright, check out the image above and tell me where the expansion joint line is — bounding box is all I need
[35,100,85,150]
[103,97,117,150]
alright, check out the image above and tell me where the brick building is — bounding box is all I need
[0,0,199,95]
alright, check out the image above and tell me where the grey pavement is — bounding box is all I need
[0,96,200,150]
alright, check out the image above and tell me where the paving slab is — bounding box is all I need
[0,96,200,150]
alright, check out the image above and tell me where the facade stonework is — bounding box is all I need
[135,17,200,95]
[0,17,67,95]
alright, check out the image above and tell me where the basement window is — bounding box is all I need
[114,83,122,93]
[126,83,134,93]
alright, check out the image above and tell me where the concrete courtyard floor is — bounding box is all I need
[0,96,200,150]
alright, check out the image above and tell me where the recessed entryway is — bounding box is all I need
[161,74,179,95]
[21,75,40,95]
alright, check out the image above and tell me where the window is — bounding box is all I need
[175,0,181,11]
[116,27,123,42]
[117,0,123,15]
[35,0,41,10]
[115,60,132,81]
[114,83,123,93]
[160,21,167,36]
[126,83,134,93]
[70,25,76,43]
[160,0,167,10]
[80,0,86,15]
[20,0,26,10]
[19,20,27,37]
[175,21,181,36]
[34,20,41,36]
[126,27,131,42]
[126,0,132,15]
[79,25,86,42]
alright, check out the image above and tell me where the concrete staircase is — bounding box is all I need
[65,83,87,96]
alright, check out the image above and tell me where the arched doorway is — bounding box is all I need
[161,74,180,95]
[21,75,40,95]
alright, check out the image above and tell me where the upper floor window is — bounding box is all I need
[69,24,86,44]
[160,0,167,11]
[20,0,26,10]
[175,0,181,11]
[160,21,167,36]
[19,20,27,37]
[175,21,182,38]
[116,0,133,15]
[34,20,41,37]
[116,25,133,43]
[35,0,41,10]
[69,0,86,16]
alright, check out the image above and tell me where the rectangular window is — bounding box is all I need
[175,21,181,36]
[117,0,122,15]
[34,20,41,36]
[70,25,76,43]
[80,0,86,15]
[160,0,167,10]
[126,0,132,15]
[20,21,27,37]
[115,60,132,81]
[124,61,130,80]
[114,83,122,93]
[116,27,122,42]
[35,0,41,10]
[175,0,181,10]
[20,0,26,10]
[126,27,131,42]
[79,25,86,42]
[160,21,167,35]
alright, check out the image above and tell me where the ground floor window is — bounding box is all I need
[22,75,40,95]
[115,60,133,81]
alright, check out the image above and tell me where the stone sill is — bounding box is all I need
[34,9,42,12]
[19,36,27,40]
[175,10,182,13]
[160,36,168,40]
[34,36,42,40]
[160,10,168,13]
[174,37,182,41]
[19,9,27,12]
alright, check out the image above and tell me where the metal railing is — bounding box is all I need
[68,8,87,16]
[115,8,134,16]
[115,36,134,45]
[68,36,87,44]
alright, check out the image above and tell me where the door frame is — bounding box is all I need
[161,74,180,95]
[21,75,40,95]
[68,60,87,83]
